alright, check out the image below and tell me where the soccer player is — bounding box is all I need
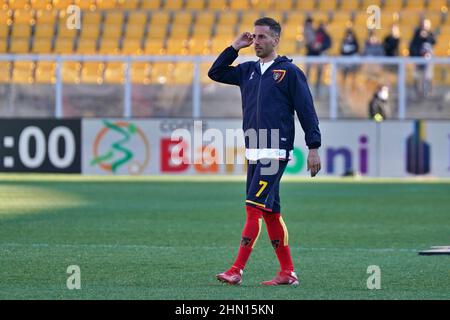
[208,17,322,286]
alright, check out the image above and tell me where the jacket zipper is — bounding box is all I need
[256,73,262,148]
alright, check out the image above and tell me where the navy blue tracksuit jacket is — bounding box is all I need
[208,46,321,158]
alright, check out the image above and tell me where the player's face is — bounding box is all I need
[252,25,279,58]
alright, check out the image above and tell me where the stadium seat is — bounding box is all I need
[0,24,9,38]
[30,0,52,10]
[12,61,35,84]
[229,0,250,10]
[51,0,75,10]
[163,0,183,10]
[121,38,142,55]
[295,0,315,10]
[95,0,116,10]
[81,61,104,84]
[186,0,205,10]
[207,0,228,10]
[0,62,11,82]
[76,37,97,53]
[141,0,161,10]
[62,61,81,83]
[35,9,56,24]
[251,0,274,10]
[116,0,139,10]
[54,38,74,53]
[32,38,52,53]
[35,61,56,83]
[131,62,152,84]
[147,25,168,40]
[9,38,30,52]
[8,0,31,10]
[144,38,165,54]
[104,62,124,84]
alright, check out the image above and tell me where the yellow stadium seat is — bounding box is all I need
[282,24,301,40]
[10,38,29,52]
[278,40,297,55]
[251,0,274,10]
[195,11,215,26]
[128,11,147,25]
[77,38,97,53]
[99,39,119,54]
[217,11,238,25]
[121,39,143,54]
[214,24,236,37]
[104,62,124,84]
[191,25,212,40]
[208,0,227,10]
[165,38,188,54]
[72,0,95,10]
[32,38,52,53]
[12,24,31,37]
[82,11,102,25]
[405,0,426,11]
[210,37,233,53]
[150,62,175,84]
[141,0,161,10]
[295,0,315,10]
[35,61,56,83]
[8,0,31,10]
[274,0,292,10]
[104,11,124,25]
[57,22,78,39]
[13,61,34,84]
[147,25,167,40]
[51,0,74,10]
[0,62,11,82]
[125,25,145,40]
[164,0,183,10]
[0,9,13,25]
[102,25,122,39]
[172,11,192,26]
[116,0,139,9]
[0,39,7,52]
[62,61,81,83]
[241,12,261,27]
[79,25,100,39]
[54,38,74,53]
[170,24,190,40]
[0,24,9,37]
[186,0,205,10]
[428,0,448,11]
[13,8,34,24]
[187,38,209,54]
[229,0,249,10]
[31,0,52,10]
[266,12,283,25]
[95,0,116,9]
[81,62,104,84]
[35,9,56,24]
[362,0,382,8]
[340,0,360,10]
[383,0,404,10]
[131,62,152,84]
[318,0,337,11]
[150,11,169,25]
[144,39,165,54]
[173,62,193,84]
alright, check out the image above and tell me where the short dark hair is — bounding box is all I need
[254,17,281,36]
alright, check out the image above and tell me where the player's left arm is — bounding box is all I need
[288,67,322,177]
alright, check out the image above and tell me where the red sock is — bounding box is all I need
[263,212,294,272]
[232,205,263,271]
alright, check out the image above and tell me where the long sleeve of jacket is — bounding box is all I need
[289,68,322,149]
[208,46,242,86]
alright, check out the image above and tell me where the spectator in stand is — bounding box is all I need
[383,25,401,72]
[409,19,436,98]
[306,21,332,95]
[340,28,360,85]
[363,30,385,56]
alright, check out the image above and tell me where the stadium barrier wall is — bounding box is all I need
[1,118,449,177]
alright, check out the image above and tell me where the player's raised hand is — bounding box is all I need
[307,149,321,177]
[232,32,254,51]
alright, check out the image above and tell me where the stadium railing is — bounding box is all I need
[0,54,449,119]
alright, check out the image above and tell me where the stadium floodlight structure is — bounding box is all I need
[0,54,450,119]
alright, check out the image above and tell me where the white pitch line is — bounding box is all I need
[0,242,419,253]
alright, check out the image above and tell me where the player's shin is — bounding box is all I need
[232,205,263,270]
[263,212,294,272]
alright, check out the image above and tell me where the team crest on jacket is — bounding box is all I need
[272,70,286,83]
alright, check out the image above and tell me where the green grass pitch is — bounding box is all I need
[0,175,449,300]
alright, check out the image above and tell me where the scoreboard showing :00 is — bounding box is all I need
[19,126,76,169]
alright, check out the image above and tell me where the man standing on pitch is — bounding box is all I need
[208,17,321,286]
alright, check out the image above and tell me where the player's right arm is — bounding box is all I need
[208,32,254,86]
